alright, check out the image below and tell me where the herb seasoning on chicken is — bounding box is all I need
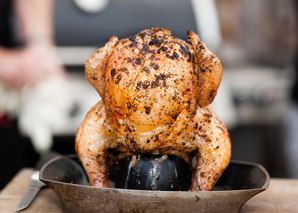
[75,28,231,191]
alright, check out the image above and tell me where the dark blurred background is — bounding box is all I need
[1,0,297,189]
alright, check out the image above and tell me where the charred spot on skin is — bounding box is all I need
[177,42,192,62]
[171,113,179,120]
[126,102,132,110]
[216,145,220,149]
[130,35,136,42]
[111,69,116,77]
[149,38,163,47]
[166,54,174,60]
[129,137,137,144]
[173,52,179,59]
[188,54,193,63]
[157,46,168,53]
[200,67,206,73]
[209,90,216,97]
[150,62,159,70]
[129,42,138,48]
[200,172,205,177]
[142,67,150,74]
[186,99,192,110]
[125,57,132,63]
[138,32,147,39]
[135,57,142,65]
[146,139,150,143]
[129,36,138,48]
[204,113,212,118]
[182,142,186,146]
[155,73,169,81]
[143,80,150,89]
[194,123,198,129]
[178,43,190,55]
[115,74,122,84]
[119,67,128,75]
[144,106,151,114]
[136,81,142,91]
[136,80,151,90]
[191,54,195,63]
[114,41,120,46]
[201,134,208,139]
[206,138,211,142]
[151,81,160,88]
[126,126,132,133]
[140,44,154,55]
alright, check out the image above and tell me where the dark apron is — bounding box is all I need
[0,0,14,47]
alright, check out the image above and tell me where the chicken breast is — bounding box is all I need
[76,28,231,191]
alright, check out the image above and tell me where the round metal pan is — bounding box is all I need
[40,155,270,213]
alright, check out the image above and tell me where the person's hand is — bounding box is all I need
[0,43,66,89]
[22,41,66,86]
[0,48,28,89]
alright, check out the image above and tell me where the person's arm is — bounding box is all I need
[14,0,54,46]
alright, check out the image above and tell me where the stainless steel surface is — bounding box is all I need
[40,155,270,213]
[54,0,197,46]
[224,65,294,125]
[15,152,60,211]
[56,46,98,66]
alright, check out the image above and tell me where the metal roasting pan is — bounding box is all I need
[40,155,270,213]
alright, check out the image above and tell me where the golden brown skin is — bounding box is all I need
[76,28,231,191]
[187,31,223,107]
[85,36,118,98]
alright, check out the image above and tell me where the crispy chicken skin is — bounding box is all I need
[76,28,231,191]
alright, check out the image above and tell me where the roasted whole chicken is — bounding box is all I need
[75,28,231,191]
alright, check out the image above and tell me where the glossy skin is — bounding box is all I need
[76,28,231,191]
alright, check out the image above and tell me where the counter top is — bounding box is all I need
[1,168,298,212]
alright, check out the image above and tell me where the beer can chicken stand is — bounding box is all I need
[75,28,231,191]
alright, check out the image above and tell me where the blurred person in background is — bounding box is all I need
[0,0,65,90]
[0,0,66,189]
